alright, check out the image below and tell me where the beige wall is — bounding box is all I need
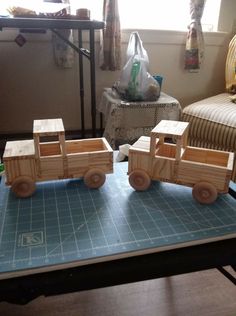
[218,0,236,33]
[0,0,234,134]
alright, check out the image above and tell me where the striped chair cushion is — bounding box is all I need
[182,93,236,182]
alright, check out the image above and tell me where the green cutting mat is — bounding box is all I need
[0,162,236,278]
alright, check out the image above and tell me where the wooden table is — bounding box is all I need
[0,16,104,137]
[0,162,235,304]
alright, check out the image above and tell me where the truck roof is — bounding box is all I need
[151,120,189,139]
[3,139,35,160]
[33,118,64,136]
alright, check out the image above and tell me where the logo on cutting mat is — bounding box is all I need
[18,231,44,247]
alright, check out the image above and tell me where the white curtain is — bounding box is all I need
[185,0,206,70]
[52,0,74,68]
[100,0,121,71]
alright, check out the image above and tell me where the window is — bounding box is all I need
[71,0,221,32]
[118,0,222,31]
[1,0,222,32]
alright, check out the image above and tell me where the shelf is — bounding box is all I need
[0,17,104,30]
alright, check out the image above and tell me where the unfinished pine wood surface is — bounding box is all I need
[131,136,150,152]
[39,156,64,179]
[65,138,109,154]
[177,161,231,192]
[128,120,234,203]
[33,118,65,136]
[4,158,37,185]
[182,146,232,167]
[59,133,66,157]
[3,139,35,159]
[40,141,62,157]
[3,119,113,196]
[151,120,189,139]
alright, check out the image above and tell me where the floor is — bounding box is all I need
[0,268,236,316]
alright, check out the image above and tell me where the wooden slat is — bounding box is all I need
[178,161,230,192]
[131,136,150,152]
[4,158,36,185]
[182,147,231,167]
[67,152,113,178]
[151,157,175,180]
[33,118,65,136]
[3,140,35,159]
[128,151,150,175]
[156,143,176,158]
[59,134,66,157]
[39,157,64,180]
[151,120,189,138]
[65,138,111,154]
[40,142,61,157]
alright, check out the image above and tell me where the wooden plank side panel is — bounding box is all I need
[4,158,36,185]
[40,142,61,156]
[65,138,107,154]
[88,152,113,172]
[177,161,230,192]
[182,147,231,167]
[38,157,64,180]
[152,157,176,181]
[67,152,113,178]
[157,143,176,158]
[128,150,150,174]
[84,152,113,176]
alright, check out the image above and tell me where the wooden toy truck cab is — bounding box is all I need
[3,119,113,198]
[128,120,234,204]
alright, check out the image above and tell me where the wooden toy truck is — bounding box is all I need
[128,120,234,204]
[3,119,113,198]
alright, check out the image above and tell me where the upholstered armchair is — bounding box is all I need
[182,35,236,182]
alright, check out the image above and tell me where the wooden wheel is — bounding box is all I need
[192,181,218,204]
[129,169,151,191]
[84,168,106,189]
[11,176,36,198]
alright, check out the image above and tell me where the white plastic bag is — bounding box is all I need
[117,32,160,101]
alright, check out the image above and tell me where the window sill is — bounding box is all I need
[121,29,229,46]
[0,26,230,47]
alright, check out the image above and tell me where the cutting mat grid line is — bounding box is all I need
[0,162,236,275]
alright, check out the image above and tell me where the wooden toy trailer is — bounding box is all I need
[128,120,234,204]
[3,119,113,197]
